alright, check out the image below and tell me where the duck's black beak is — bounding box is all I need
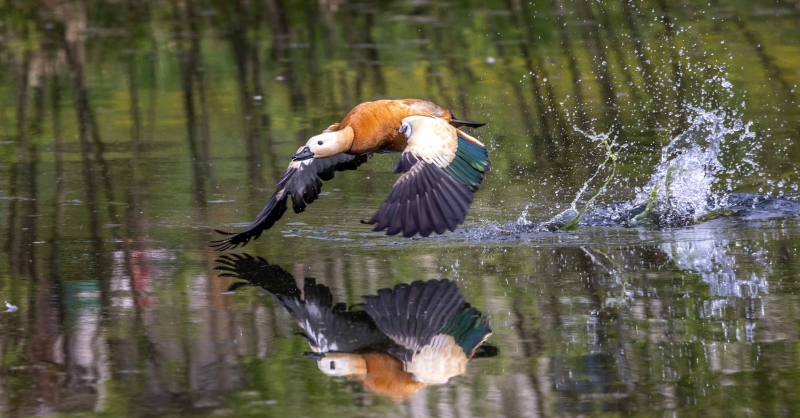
[292,146,314,161]
[304,352,325,360]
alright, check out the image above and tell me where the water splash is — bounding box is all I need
[495,103,799,237]
[629,107,756,227]
[516,205,531,226]
[538,130,622,230]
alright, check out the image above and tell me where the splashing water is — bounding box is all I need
[505,104,794,234]
[629,107,756,227]
[467,69,799,240]
[538,130,622,230]
[516,205,531,226]
[507,107,765,233]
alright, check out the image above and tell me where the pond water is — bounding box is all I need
[1,1,800,417]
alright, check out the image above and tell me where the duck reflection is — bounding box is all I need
[215,254,497,400]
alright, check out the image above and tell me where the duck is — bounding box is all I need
[211,99,490,250]
[360,277,494,386]
[216,253,496,400]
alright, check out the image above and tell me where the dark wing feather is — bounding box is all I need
[367,161,476,238]
[279,278,390,353]
[362,279,465,357]
[215,254,388,352]
[215,253,301,299]
[211,154,370,250]
[442,304,492,358]
[367,134,489,238]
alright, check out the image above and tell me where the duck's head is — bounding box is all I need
[293,126,355,160]
[307,352,367,377]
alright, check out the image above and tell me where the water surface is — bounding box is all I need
[1,1,800,417]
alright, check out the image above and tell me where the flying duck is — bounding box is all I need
[216,254,496,400]
[212,99,490,250]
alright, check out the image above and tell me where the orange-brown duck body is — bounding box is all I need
[212,99,489,250]
[218,255,496,401]
[329,99,480,155]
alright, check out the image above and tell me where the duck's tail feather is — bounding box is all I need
[471,343,499,358]
[451,119,486,129]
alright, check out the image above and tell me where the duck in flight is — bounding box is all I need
[212,99,490,250]
[216,253,496,400]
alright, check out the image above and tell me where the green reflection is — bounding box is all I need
[1,0,800,417]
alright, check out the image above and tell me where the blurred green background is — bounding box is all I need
[1,0,800,416]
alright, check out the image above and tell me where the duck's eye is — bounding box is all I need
[317,140,323,146]
[330,361,335,370]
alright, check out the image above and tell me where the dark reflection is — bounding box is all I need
[216,254,497,400]
[1,226,799,416]
[1,1,800,417]
[657,0,686,130]
[733,14,798,105]
[171,0,211,204]
[504,0,564,142]
[552,0,588,130]
[575,0,620,133]
[222,0,268,188]
[487,12,539,139]
[620,0,657,106]
[14,46,31,162]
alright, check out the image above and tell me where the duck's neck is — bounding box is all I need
[334,126,355,154]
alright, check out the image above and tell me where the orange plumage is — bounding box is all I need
[217,256,498,402]
[357,352,429,401]
[210,99,488,250]
[335,99,459,154]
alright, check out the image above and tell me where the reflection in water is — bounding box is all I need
[661,228,770,333]
[1,0,800,417]
[216,254,496,400]
[663,234,769,301]
[1,231,799,416]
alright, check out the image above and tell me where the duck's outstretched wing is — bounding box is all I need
[215,253,301,297]
[362,278,494,383]
[361,279,465,356]
[212,153,370,250]
[215,254,389,352]
[281,279,391,353]
[441,304,492,359]
[367,116,490,238]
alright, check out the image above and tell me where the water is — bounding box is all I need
[2,1,800,417]
[475,104,800,234]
